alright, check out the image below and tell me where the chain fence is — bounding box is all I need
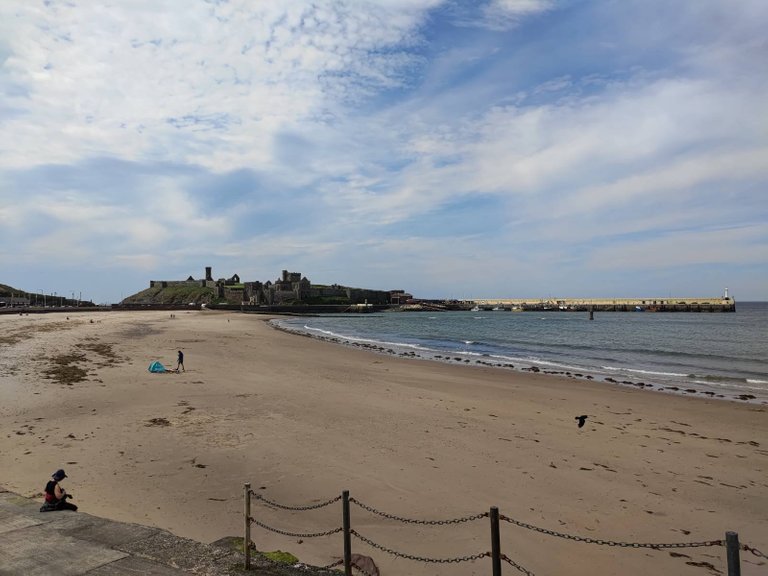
[350,496,488,525]
[244,484,764,575]
[350,528,490,564]
[249,516,343,539]
[501,553,537,576]
[499,513,724,550]
[253,490,342,511]
[742,544,766,559]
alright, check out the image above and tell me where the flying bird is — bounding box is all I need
[575,415,588,428]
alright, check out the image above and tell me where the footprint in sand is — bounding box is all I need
[669,551,691,559]
[145,418,171,427]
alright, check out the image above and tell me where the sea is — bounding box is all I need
[272,301,768,404]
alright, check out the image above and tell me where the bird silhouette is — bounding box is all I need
[575,415,588,428]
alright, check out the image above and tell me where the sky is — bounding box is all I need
[1,0,766,304]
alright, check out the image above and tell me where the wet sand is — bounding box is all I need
[0,310,765,575]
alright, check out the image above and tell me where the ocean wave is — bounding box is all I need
[687,373,743,383]
[601,366,688,378]
[688,373,725,381]
[302,325,340,338]
[691,380,767,391]
[687,374,768,387]
[552,343,758,365]
[296,324,432,352]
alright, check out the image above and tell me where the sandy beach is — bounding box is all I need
[0,310,765,575]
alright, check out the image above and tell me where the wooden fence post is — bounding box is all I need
[343,490,352,576]
[491,506,501,576]
[726,531,741,576]
[244,483,251,570]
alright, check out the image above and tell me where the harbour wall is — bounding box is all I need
[465,297,735,312]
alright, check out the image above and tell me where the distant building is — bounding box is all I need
[0,295,30,307]
[389,290,413,305]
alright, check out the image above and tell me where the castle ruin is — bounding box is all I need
[149,267,395,306]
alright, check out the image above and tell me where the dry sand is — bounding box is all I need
[0,309,765,575]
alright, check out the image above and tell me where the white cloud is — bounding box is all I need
[585,225,768,271]
[488,0,553,17]
[308,69,767,236]
[553,147,768,219]
[114,254,162,271]
[0,1,437,171]
[475,0,554,30]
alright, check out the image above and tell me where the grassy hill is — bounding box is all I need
[122,284,216,305]
[1,283,96,307]
[0,283,28,296]
[2,281,213,307]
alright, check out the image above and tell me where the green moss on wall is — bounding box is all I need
[262,550,299,564]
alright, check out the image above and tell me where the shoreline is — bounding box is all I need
[1,310,766,576]
[268,316,767,405]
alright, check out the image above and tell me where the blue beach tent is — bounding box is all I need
[148,361,166,373]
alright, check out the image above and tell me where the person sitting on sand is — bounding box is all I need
[40,469,77,512]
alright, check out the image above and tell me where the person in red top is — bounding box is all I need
[40,469,77,512]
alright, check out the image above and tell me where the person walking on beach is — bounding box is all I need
[176,350,185,372]
[40,469,77,512]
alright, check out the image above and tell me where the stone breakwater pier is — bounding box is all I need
[465,295,735,312]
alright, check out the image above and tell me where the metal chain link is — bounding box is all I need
[349,497,488,525]
[251,491,342,511]
[499,514,723,549]
[743,544,766,558]
[501,553,536,576]
[351,528,489,563]
[249,516,343,538]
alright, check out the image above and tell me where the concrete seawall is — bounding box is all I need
[0,486,339,575]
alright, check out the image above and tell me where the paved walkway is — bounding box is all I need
[0,486,335,575]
